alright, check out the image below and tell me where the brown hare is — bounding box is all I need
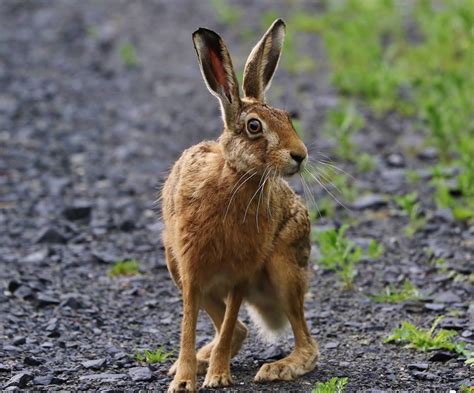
[161,19,319,392]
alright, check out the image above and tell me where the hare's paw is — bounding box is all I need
[167,378,196,393]
[168,359,208,376]
[203,371,233,388]
[254,361,296,382]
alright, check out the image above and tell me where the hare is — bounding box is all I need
[161,19,319,392]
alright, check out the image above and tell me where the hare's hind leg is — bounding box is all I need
[168,295,247,376]
[254,245,319,382]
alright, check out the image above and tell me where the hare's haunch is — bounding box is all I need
[161,19,319,392]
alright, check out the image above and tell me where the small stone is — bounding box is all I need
[408,363,429,371]
[24,356,43,366]
[24,249,48,264]
[3,345,20,353]
[92,250,119,264]
[63,204,92,221]
[386,153,405,167]
[4,372,32,388]
[418,147,438,160]
[424,303,446,311]
[461,330,473,338]
[257,345,285,360]
[324,341,340,349]
[351,194,387,210]
[429,351,456,362]
[36,293,60,307]
[433,291,461,304]
[0,363,11,372]
[128,366,153,382]
[14,285,34,300]
[32,375,66,385]
[411,371,438,381]
[36,227,68,244]
[81,358,106,370]
[79,373,126,382]
[60,296,83,309]
[12,336,26,346]
[7,280,21,293]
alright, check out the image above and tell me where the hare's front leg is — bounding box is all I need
[167,280,201,393]
[254,243,319,382]
[203,286,244,388]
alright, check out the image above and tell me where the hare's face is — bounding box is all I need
[221,100,307,177]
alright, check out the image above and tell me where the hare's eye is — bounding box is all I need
[247,119,262,134]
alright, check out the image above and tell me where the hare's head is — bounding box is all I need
[193,19,307,177]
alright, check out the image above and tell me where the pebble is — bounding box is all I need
[24,356,43,366]
[324,341,340,349]
[256,345,285,360]
[79,373,127,382]
[63,204,92,221]
[408,363,429,371]
[386,153,405,167]
[429,351,456,362]
[128,366,153,382]
[4,372,32,388]
[36,293,60,307]
[36,228,68,244]
[351,194,387,210]
[433,291,462,304]
[424,303,446,311]
[82,358,107,370]
[24,249,48,264]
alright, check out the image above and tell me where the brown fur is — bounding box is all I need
[162,19,319,392]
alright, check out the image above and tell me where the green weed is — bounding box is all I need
[135,347,173,364]
[385,316,472,361]
[371,279,419,304]
[394,192,426,236]
[312,376,348,393]
[314,225,383,289]
[110,260,140,277]
[119,42,138,67]
[356,153,376,173]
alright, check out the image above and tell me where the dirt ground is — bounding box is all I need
[1,1,472,391]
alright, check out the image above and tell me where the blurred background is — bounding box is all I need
[1,0,472,391]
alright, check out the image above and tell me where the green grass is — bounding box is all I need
[208,0,241,25]
[285,0,474,221]
[314,225,383,289]
[119,42,138,67]
[371,279,419,304]
[394,192,426,236]
[135,347,173,364]
[312,377,348,393]
[110,260,140,277]
[385,316,473,362]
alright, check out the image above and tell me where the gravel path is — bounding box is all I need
[1,1,472,391]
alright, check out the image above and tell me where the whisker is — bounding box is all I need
[300,174,320,218]
[223,171,257,222]
[255,170,271,232]
[243,168,269,224]
[304,168,350,211]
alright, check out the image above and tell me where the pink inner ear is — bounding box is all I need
[209,48,229,96]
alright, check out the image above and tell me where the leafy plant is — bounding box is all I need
[371,279,419,304]
[312,377,348,393]
[119,42,138,67]
[314,225,382,289]
[135,347,173,364]
[394,192,426,236]
[110,260,140,277]
[385,316,472,361]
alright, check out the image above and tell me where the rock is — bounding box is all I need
[12,336,26,346]
[36,228,68,244]
[24,356,43,366]
[82,358,106,370]
[79,373,127,382]
[128,366,153,382]
[424,303,446,311]
[13,285,34,300]
[4,372,32,388]
[24,249,48,264]
[429,351,456,362]
[0,363,11,372]
[324,341,340,349]
[351,194,387,210]
[92,250,119,264]
[408,363,429,371]
[257,345,285,360]
[7,280,21,293]
[60,295,83,309]
[36,293,60,307]
[433,291,461,304]
[418,147,438,160]
[386,153,405,167]
[3,345,20,353]
[32,375,67,385]
[63,204,92,221]
[461,330,473,338]
[411,371,438,381]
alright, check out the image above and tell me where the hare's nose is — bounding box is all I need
[290,152,306,165]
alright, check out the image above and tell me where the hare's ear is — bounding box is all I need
[242,19,285,102]
[193,28,241,128]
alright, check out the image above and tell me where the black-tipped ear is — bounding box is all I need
[192,28,241,128]
[242,19,286,102]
